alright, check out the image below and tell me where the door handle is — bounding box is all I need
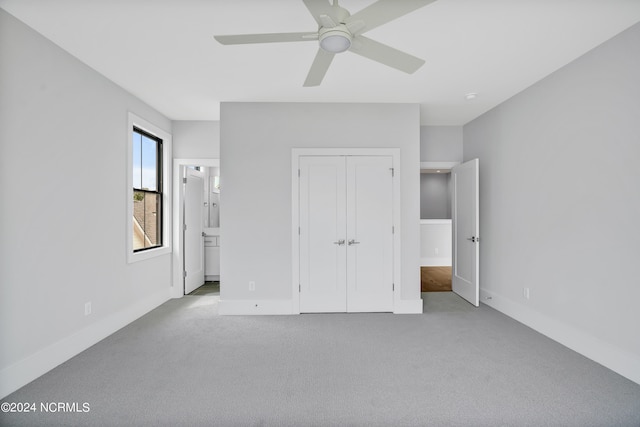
[348,239,360,246]
[333,239,345,245]
[467,236,478,243]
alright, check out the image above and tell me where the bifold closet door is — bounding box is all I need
[346,156,394,312]
[299,156,347,313]
[299,155,394,313]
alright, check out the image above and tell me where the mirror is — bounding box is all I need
[205,166,220,228]
[186,165,220,228]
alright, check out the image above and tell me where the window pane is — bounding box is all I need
[143,192,161,247]
[141,135,157,191]
[132,132,142,189]
[133,191,161,250]
[133,190,146,250]
[130,120,165,257]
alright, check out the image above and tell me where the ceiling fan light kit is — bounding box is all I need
[319,26,352,53]
[214,0,436,86]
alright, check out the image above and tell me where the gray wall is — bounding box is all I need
[419,126,460,220]
[0,9,172,396]
[464,22,640,384]
[420,126,463,162]
[420,173,451,219]
[173,120,220,158]
[220,102,421,305]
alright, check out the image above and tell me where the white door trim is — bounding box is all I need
[172,158,219,299]
[420,161,460,172]
[291,148,401,314]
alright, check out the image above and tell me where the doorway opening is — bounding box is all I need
[172,158,221,299]
[419,159,480,307]
[420,166,453,292]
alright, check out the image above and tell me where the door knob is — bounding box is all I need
[333,239,345,245]
[348,239,360,246]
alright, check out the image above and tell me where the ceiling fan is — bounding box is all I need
[214,0,436,86]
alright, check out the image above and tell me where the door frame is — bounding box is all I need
[172,158,219,298]
[291,148,401,314]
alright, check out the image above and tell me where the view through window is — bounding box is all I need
[132,127,162,251]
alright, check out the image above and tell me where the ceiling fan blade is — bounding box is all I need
[214,32,318,45]
[349,35,424,74]
[302,0,335,26]
[303,49,335,87]
[344,20,366,35]
[345,0,436,34]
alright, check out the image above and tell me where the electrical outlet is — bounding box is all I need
[84,302,92,316]
[523,288,530,300]
[249,281,256,291]
[435,247,439,255]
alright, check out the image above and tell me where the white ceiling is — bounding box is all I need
[2,0,639,125]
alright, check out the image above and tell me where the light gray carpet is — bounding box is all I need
[1,292,639,427]
[187,281,220,296]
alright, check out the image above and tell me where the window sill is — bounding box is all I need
[127,246,171,264]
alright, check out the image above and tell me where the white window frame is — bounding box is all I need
[127,112,172,263]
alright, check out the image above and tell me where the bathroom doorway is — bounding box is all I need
[172,158,220,298]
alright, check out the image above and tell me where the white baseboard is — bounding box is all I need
[394,298,423,314]
[219,298,425,315]
[480,289,640,386]
[0,288,171,399]
[218,299,295,315]
[420,257,452,267]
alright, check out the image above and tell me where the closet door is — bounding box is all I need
[299,156,347,312]
[346,156,394,312]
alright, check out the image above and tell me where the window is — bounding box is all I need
[127,112,172,263]
[132,127,162,251]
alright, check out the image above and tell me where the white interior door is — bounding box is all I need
[346,156,394,312]
[184,167,205,294]
[299,156,347,312]
[299,155,393,313]
[452,159,479,306]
